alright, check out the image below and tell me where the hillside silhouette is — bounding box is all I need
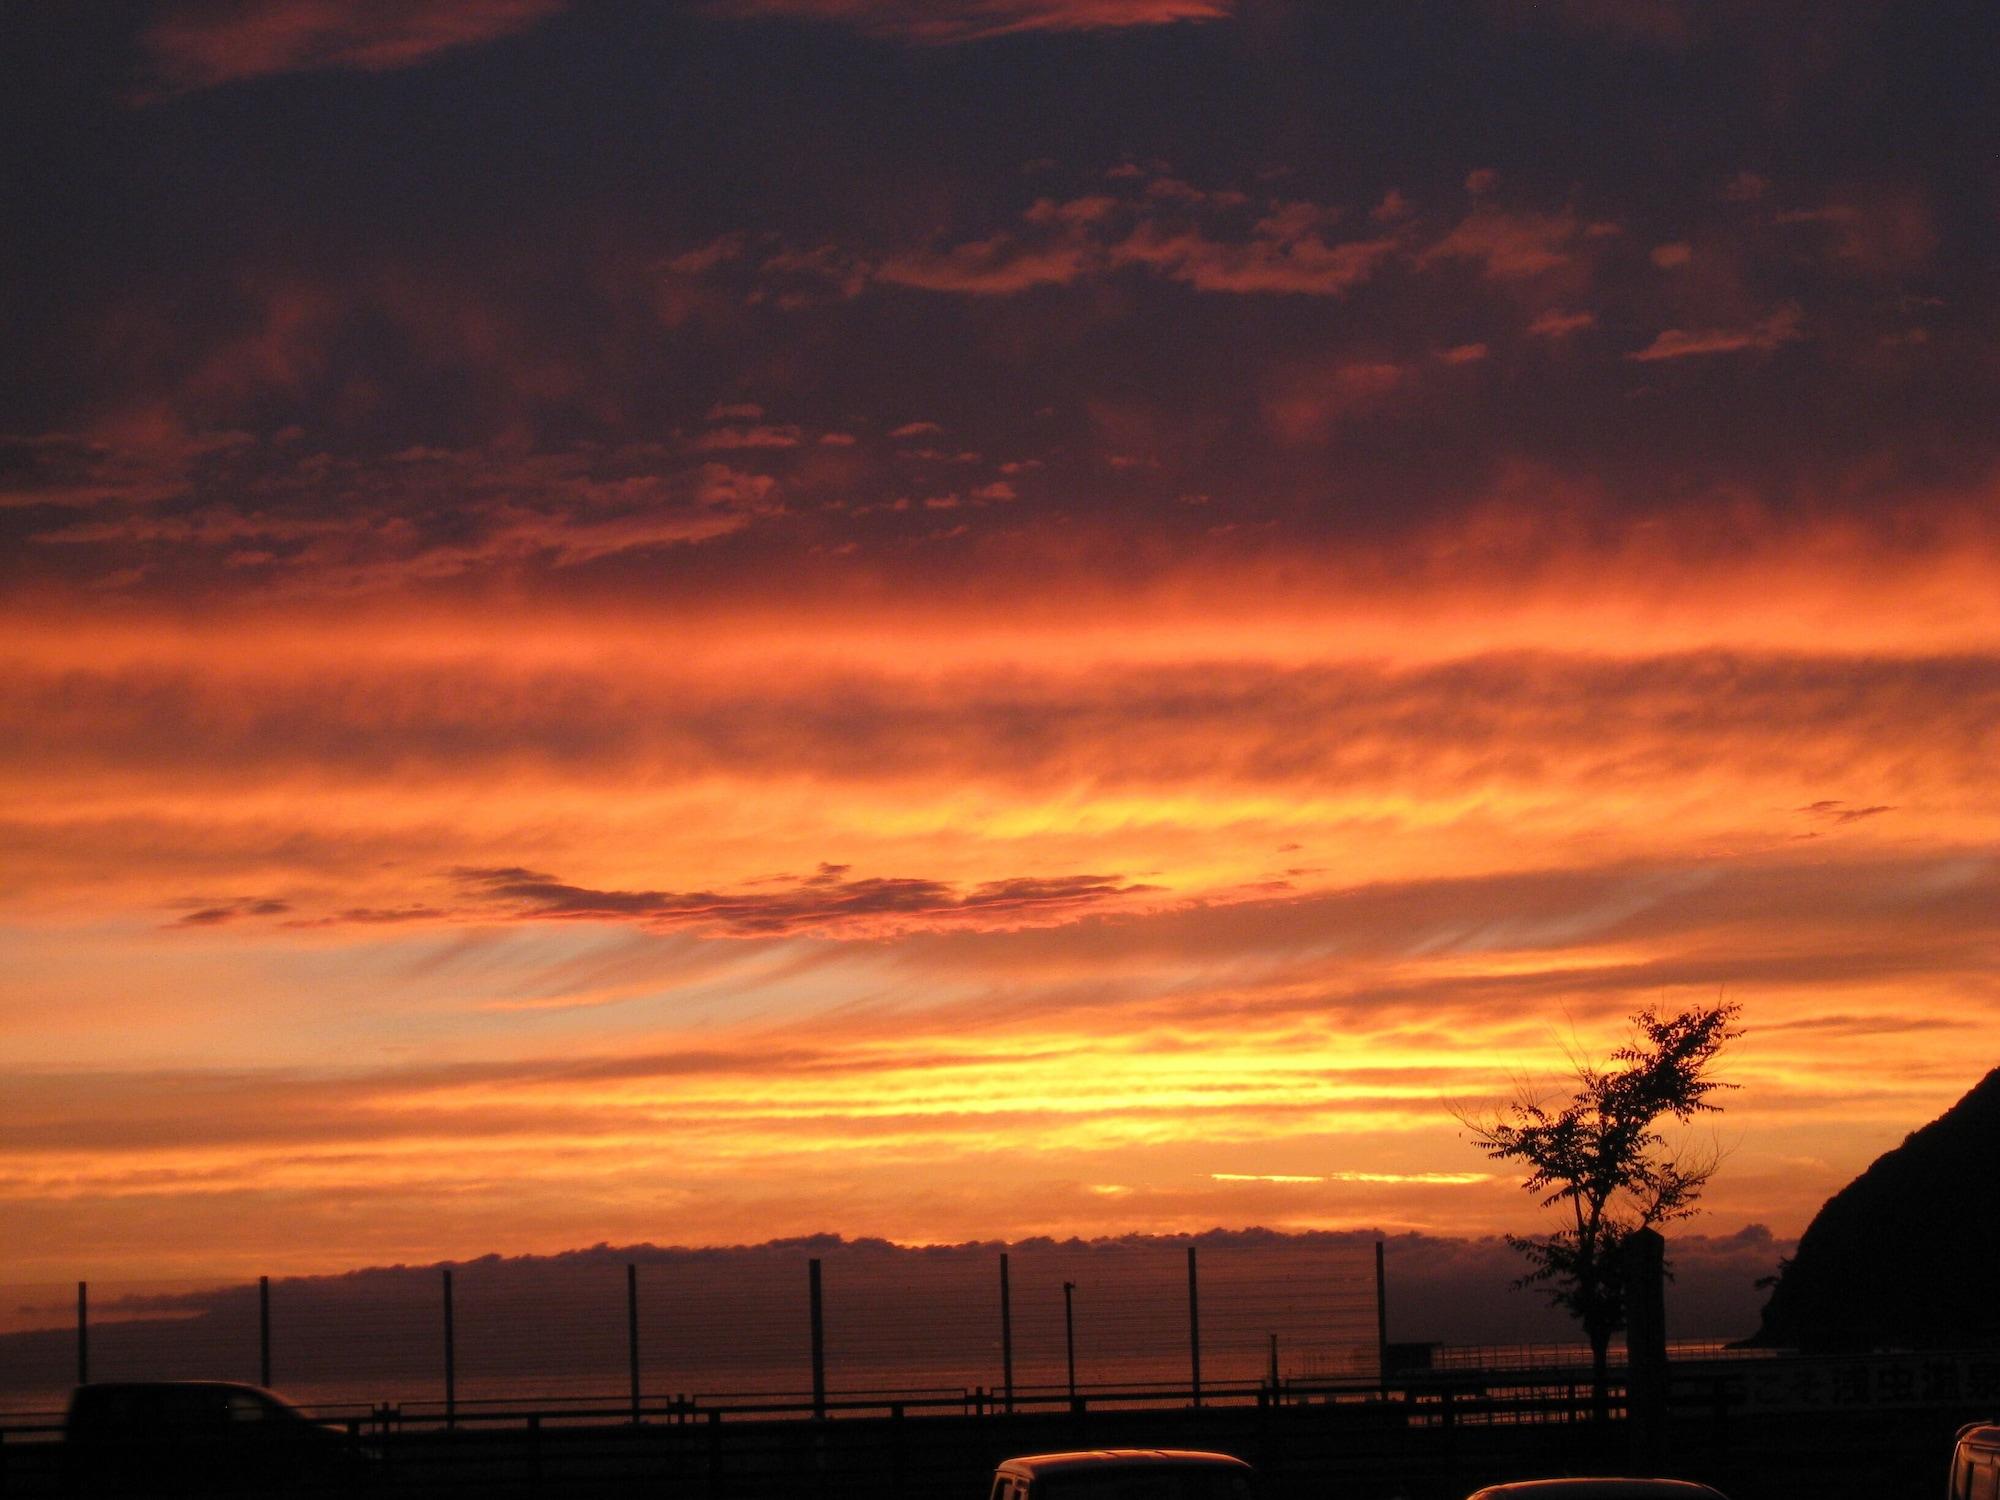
[0,1227,1784,1409]
[1751,1064,2000,1351]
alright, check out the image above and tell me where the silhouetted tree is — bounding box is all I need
[1460,1003,1741,1419]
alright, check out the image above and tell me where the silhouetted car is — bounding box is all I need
[1464,1481,1729,1500]
[991,1450,1255,1500]
[1950,1422,2000,1500]
[63,1380,375,1497]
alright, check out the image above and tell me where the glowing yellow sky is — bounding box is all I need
[5,508,1997,1282]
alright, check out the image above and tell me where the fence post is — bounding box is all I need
[1268,1333,1279,1397]
[1375,1241,1389,1387]
[442,1268,456,1429]
[999,1252,1015,1414]
[808,1258,826,1421]
[1063,1281,1077,1406]
[628,1263,642,1424]
[77,1282,88,1385]
[1186,1246,1202,1408]
[259,1276,271,1388]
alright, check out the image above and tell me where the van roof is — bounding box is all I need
[996,1451,1252,1479]
[1466,1481,1729,1500]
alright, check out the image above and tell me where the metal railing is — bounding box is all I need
[0,1241,1382,1422]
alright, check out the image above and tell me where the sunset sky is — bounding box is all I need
[3,0,1997,1287]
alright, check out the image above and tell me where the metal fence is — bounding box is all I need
[0,1237,1382,1419]
[1364,1339,1781,1377]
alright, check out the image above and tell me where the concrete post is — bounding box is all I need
[1624,1227,1668,1470]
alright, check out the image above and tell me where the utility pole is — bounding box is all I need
[1186,1246,1202,1408]
[1375,1240,1390,1386]
[808,1258,826,1420]
[627,1263,641,1424]
[1063,1281,1077,1404]
[999,1253,1015,1414]
[442,1269,456,1429]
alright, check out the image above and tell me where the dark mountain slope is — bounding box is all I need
[1752,1065,2000,1351]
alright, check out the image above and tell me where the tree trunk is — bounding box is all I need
[1590,1326,1612,1425]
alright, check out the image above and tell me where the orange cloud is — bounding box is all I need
[1528,309,1597,338]
[1628,303,1805,361]
[877,236,1091,294]
[1264,360,1408,439]
[749,175,1406,302]
[1420,207,1587,279]
[1111,224,1397,296]
[141,0,568,95]
[702,0,1234,45]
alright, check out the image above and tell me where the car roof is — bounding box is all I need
[76,1382,269,1393]
[1960,1425,2000,1453]
[70,1381,282,1403]
[997,1451,1252,1478]
[1466,1481,1729,1500]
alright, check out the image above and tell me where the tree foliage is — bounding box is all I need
[1461,1003,1742,1404]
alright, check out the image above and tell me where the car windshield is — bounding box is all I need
[228,1392,276,1422]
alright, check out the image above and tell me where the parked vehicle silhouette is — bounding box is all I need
[63,1380,374,1497]
[1464,1481,1729,1500]
[990,1450,1254,1500]
[1950,1422,2000,1500]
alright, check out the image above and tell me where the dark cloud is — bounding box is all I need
[286,905,453,928]
[9,0,1996,585]
[166,896,292,928]
[1795,801,1896,825]
[452,864,1158,936]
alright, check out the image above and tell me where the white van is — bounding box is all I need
[1951,1423,2000,1500]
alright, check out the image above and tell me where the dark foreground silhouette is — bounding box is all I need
[7,1374,1990,1500]
[61,1380,378,1497]
[1752,1065,2000,1352]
